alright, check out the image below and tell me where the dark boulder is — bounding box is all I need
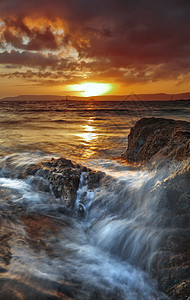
[122,117,190,299]
[122,117,190,166]
[23,157,105,211]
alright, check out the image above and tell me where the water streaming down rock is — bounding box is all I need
[121,117,190,298]
[0,153,169,299]
[88,165,190,295]
[76,172,94,217]
[0,117,189,299]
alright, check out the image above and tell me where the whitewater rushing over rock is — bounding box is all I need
[0,117,189,299]
[0,153,169,300]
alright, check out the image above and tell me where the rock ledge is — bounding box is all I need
[122,117,190,166]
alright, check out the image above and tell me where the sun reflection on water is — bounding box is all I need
[84,125,95,132]
[78,124,98,142]
[77,118,99,158]
[79,132,97,142]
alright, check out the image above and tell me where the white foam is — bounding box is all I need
[76,172,94,211]
[0,177,30,191]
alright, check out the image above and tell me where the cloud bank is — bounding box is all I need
[0,0,190,87]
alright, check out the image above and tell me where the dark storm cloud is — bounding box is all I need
[0,70,75,82]
[0,50,80,71]
[1,17,61,51]
[3,27,59,51]
[0,50,59,69]
[0,0,190,84]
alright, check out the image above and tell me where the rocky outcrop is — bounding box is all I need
[122,117,190,299]
[149,171,190,299]
[21,157,104,212]
[122,117,190,166]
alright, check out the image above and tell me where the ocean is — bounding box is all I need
[0,99,189,299]
[0,99,189,160]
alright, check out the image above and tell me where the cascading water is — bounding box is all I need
[0,153,170,299]
[88,168,166,268]
[76,172,94,217]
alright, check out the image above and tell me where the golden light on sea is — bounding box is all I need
[77,124,97,143]
[76,119,98,158]
[69,82,113,97]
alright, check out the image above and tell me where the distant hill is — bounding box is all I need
[0,95,66,101]
[1,93,190,101]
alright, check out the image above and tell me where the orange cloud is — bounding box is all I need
[0,0,189,93]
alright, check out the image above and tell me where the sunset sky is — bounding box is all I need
[0,0,190,98]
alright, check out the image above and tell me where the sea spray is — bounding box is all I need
[0,153,170,299]
[76,172,94,217]
[86,160,182,273]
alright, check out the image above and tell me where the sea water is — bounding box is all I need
[0,99,189,299]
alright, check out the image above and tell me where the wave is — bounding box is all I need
[0,153,170,299]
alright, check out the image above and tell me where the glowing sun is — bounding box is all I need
[69,82,112,97]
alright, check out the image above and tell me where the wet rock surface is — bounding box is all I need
[152,174,190,299]
[22,157,105,213]
[122,117,190,299]
[122,117,190,165]
[0,216,76,300]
